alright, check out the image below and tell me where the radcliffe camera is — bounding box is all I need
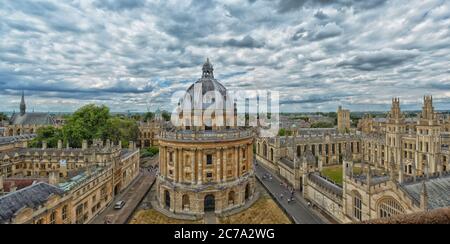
[0,0,449,234]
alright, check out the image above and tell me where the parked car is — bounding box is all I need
[114,201,126,210]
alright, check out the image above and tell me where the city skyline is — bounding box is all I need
[1,0,450,113]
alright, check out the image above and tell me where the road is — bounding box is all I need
[90,169,156,224]
[255,162,328,224]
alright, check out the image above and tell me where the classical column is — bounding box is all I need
[197,149,203,185]
[191,150,196,185]
[174,148,178,182]
[216,149,222,183]
[179,148,184,183]
[234,146,239,178]
[248,143,252,171]
[223,147,228,182]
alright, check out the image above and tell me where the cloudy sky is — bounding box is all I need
[1,0,449,113]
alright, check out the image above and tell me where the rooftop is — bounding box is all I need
[0,182,64,223]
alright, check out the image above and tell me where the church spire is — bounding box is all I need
[20,91,26,116]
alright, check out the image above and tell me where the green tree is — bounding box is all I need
[30,126,63,148]
[143,112,155,122]
[311,121,334,128]
[103,117,139,147]
[0,112,8,121]
[141,146,159,158]
[62,104,110,147]
[278,128,286,136]
[162,111,171,121]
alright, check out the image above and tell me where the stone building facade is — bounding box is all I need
[256,96,450,223]
[156,59,256,217]
[0,140,140,224]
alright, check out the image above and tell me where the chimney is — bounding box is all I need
[129,141,136,150]
[9,182,17,193]
[49,171,60,186]
[0,175,4,193]
[119,141,122,149]
[420,181,428,211]
[57,140,63,149]
[82,140,88,150]
[42,141,47,150]
[106,139,111,148]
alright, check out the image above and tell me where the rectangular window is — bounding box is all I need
[206,172,213,178]
[62,206,68,221]
[206,155,213,165]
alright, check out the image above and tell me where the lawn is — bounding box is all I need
[129,209,203,224]
[321,165,362,185]
[219,191,292,224]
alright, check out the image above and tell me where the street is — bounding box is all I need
[254,162,328,224]
[90,169,156,224]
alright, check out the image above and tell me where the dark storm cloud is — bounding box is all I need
[337,49,420,71]
[93,0,147,11]
[276,0,387,13]
[223,35,265,48]
[0,0,449,112]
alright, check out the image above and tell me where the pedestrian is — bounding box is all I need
[308,202,311,207]
[280,193,284,200]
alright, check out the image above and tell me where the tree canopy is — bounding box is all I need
[0,112,9,121]
[31,104,139,148]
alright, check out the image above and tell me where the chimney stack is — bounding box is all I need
[57,140,63,149]
[0,175,4,194]
[82,140,88,150]
[49,171,60,186]
[42,141,47,150]
[129,141,136,150]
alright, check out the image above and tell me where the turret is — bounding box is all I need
[420,181,428,211]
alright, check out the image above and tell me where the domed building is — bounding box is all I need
[156,59,256,217]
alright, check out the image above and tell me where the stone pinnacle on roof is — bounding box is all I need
[20,91,26,116]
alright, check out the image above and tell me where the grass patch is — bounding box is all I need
[219,194,292,224]
[321,165,362,185]
[129,209,203,224]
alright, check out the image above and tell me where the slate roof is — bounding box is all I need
[0,134,36,145]
[10,112,56,126]
[402,175,450,210]
[0,182,64,223]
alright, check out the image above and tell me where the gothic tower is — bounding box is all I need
[416,96,441,175]
[385,98,405,171]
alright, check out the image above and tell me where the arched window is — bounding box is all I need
[353,191,363,221]
[297,146,301,157]
[377,197,405,219]
[228,191,235,206]
[270,148,274,161]
[263,143,268,158]
[182,195,190,211]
